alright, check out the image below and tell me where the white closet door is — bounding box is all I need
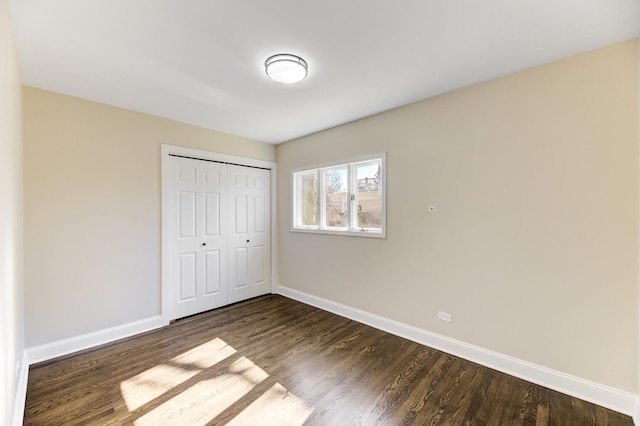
[168,157,228,320]
[227,165,271,304]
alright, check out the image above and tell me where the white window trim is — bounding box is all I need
[290,153,386,238]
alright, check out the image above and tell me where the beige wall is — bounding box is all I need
[23,87,275,347]
[277,40,639,392]
[0,0,24,424]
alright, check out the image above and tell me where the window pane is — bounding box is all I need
[325,168,347,228]
[296,172,318,227]
[355,162,382,230]
[291,154,385,237]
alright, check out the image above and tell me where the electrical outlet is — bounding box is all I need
[438,311,452,323]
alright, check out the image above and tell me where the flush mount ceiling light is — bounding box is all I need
[265,54,308,84]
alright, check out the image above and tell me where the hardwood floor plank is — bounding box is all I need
[572,396,598,426]
[349,346,439,425]
[23,295,633,426]
[532,385,551,426]
[392,352,458,424]
[305,336,418,425]
[460,369,501,426]
[548,389,573,426]
[434,363,486,425]
[411,357,480,426]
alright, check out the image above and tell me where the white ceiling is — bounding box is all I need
[9,1,640,144]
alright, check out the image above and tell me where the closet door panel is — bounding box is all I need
[228,165,271,304]
[168,158,228,320]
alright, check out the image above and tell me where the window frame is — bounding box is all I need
[291,153,386,238]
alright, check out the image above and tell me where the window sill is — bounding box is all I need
[291,227,386,239]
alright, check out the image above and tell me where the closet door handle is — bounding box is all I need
[246,240,250,243]
[202,243,206,246]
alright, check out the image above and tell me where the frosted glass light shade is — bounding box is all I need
[265,54,308,84]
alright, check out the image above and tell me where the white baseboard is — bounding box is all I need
[634,396,640,426]
[11,351,29,426]
[26,316,163,365]
[277,285,637,418]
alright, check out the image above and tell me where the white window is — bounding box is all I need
[292,154,386,238]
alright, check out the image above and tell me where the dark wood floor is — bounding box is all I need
[24,295,632,425]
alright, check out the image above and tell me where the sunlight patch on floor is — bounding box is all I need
[133,356,269,426]
[120,336,313,424]
[120,337,236,411]
[226,383,314,426]
[120,364,200,412]
[172,337,236,369]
